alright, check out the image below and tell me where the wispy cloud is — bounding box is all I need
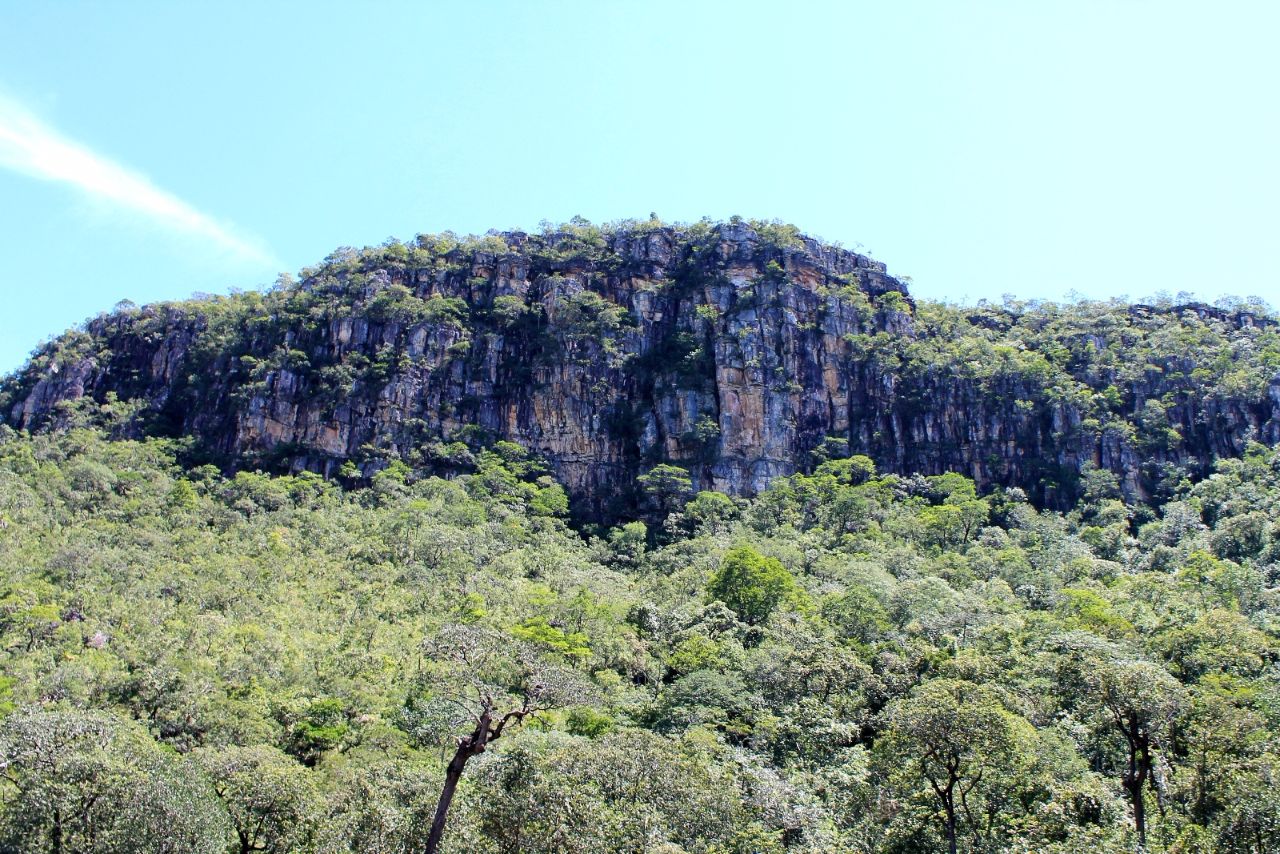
[0,94,277,267]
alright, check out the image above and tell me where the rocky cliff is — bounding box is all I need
[4,218,1279,519]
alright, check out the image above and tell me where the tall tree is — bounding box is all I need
[417,625,587,854]
[0,708,230,853]
[1085,658,1186,848]
[196,745,317,854]
[876,679,1025,854]
[707,545,803,626]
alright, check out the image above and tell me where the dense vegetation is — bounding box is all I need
[3,391,1280,852]
[3,219,1279,851]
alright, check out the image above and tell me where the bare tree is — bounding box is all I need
[419,624,588,854]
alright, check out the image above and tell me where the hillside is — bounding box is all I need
[3,419,1280,852]
[3,219,1280,854]
[4,218,1278,521]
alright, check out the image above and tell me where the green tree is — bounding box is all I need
[822,586,891,646]
[876,679,1027,854]
[707,545,803,626]
[685,490,740,533]
[637,464,693,516]
[417,625,589,854]
[196,745,318,854]
[1077,655,1187,848]
[0,708,230,853]
[917,473,990,547]
[285,698,349,767]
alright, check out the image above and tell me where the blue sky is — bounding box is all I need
[1,1,1277,373]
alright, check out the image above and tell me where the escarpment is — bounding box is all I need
[4,218,1279,518]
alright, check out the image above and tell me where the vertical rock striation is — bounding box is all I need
[4,219,1278,518]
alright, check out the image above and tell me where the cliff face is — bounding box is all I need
[5,219,1279,518]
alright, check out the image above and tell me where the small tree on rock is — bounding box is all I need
[638,464,693,516]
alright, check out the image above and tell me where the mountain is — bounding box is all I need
[6,218,1280,853]
[3,217,1278,520]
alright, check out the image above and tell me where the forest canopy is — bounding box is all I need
[2,411,1280,853]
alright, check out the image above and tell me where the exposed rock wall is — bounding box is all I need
[5,221,1279,518]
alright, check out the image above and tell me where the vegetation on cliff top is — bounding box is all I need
[1,218,1276,521]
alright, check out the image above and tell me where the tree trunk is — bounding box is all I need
[1126,774,1146,848]
[424,748,467,854]
[928,773,959,854]
[424,710,492,854]
[945,802,957,854]
[1121,717,1150,849]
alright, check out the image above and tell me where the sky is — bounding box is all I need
[0,1,1277,374]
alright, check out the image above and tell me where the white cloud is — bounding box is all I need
[0,94,277,267]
